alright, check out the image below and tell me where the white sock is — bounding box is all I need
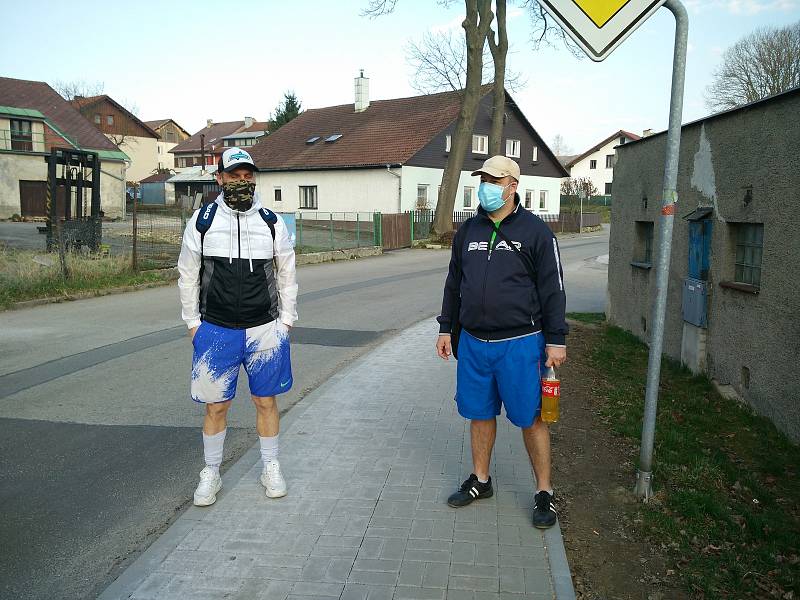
[259,435,279,469]
[203,429,226,476]
[477,476,489,484]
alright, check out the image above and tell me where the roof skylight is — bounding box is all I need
[324,134,343,143]
[306,136,320,144]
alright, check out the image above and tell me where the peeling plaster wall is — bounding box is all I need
[608,92,800,442]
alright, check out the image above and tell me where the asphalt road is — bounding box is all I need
[0,231,609,600]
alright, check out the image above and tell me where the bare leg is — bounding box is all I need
[203,401,230,435]
[471,418,497,481]
[252,395,279,437]
[522,417,552,491]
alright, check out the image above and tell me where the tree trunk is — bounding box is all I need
[431,0,493,238]
[487,0,508,155]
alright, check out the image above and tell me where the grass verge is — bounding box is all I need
[0,248,166,309]
[588,324,799,598]
[567,311,606,325]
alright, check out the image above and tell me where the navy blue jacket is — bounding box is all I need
[437,197,568,345]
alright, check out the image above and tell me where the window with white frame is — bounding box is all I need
[472,134,488,154]
[539,190,548,211]
[445,135,451,152]
[506,139,520,158]
[524,190,533,209]
[299,185,317,209]
[274,187,282,203]
[532,146,538,162]
[590,159,597,169]
[606,154,615,168]
[463,186,474,209]
[107,115,114,126]
[417,184,429,208]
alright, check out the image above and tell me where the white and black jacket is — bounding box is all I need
[437,197,568,346]
[177,193,298,330]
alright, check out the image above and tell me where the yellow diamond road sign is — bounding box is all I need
[538,0,668,61]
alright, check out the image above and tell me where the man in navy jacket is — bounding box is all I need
[436,155,568,528]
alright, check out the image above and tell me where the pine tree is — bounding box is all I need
[271,92,302,131]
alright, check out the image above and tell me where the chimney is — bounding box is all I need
[642,128,654,137]
[206,118,214,129]
[244,116,255,128]
[354,70,369,113]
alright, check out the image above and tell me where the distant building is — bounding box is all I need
[71,95,160,182]
[143,119,191,171]
[170,117,269,170]
[562,130,641,197]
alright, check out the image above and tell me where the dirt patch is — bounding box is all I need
[554,322,687,600]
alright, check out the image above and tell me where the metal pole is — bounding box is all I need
[132,182,139,272]
[635,0,688,500]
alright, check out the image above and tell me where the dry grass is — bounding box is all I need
[0,247,164,309]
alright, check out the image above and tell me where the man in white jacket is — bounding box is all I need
[177,147,298,506]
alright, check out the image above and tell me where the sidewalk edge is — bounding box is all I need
[545,520,577,600]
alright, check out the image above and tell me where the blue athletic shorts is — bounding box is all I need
[455,330,546,428]
[190,321,293,403]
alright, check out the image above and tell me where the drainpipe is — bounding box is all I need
[386,164,401,212]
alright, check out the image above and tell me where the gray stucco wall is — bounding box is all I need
[608,90,800,442]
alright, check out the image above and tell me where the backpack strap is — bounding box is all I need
[195,201,218,257]
[258,207,277,242]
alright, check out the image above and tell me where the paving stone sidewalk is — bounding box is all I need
[100,319,575,600]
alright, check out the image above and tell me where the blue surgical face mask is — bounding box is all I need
[478,181,509,212]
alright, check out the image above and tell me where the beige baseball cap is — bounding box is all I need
[471,155,520,181]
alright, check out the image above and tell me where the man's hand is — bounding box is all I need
[436,334,452,360]
[189,326,198,340]
[545,345,566,368]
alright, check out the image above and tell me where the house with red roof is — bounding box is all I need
[247,73,567,215]
[169,117,269,170]
[561,130,642,199]
[0,77,129,219]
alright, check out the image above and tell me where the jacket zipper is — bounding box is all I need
[481,221,498,327]
[236,213,242,327]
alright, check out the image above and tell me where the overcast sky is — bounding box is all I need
[1,0,798,154]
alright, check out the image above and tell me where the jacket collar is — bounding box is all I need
[476,193,522,224]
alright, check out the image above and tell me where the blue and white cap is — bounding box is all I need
[219,147,257,173]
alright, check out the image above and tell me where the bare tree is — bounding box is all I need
[432,0,495,237]
[705,20,800,112]
[52,79,105,101]
[406,30,525,95]
[560,177,598,211]
[487,0,508,155]
[522,0,583,57]
[550,134,572,156]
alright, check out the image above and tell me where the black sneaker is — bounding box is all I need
[447,474,493,507]
[532,490,557,528]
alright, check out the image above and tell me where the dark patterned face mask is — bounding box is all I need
[222,180,256,211]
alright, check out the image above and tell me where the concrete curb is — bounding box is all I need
[545,521,577,600]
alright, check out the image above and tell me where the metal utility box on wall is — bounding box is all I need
[682,277,708,327]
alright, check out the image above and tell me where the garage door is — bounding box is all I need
[19,180,47,217]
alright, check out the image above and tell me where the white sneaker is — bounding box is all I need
[260,460,287,498]
[193,466,222,506]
